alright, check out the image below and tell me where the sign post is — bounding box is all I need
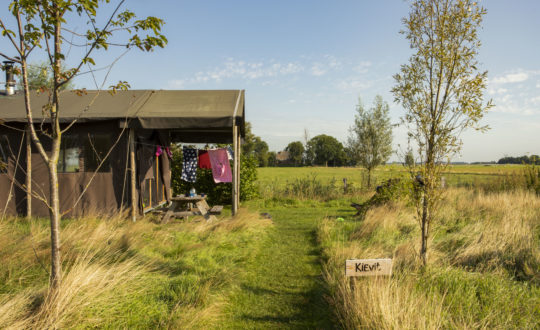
[345,258,393,277]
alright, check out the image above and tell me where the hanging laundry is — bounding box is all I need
[181,147,198,182]
[226,146,234,160]
[198,150,212,169]
[208,148,232,183]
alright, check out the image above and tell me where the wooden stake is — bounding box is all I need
[129,128,137,222]
[232,124,238,216]
[26,125,32,219]
[236,127,241,208]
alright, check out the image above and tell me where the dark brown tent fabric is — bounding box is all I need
[0,121,131,217]
[0,89,245,217]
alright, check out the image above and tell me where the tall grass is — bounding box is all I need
[319,188,540,329]
[0,210,271,329]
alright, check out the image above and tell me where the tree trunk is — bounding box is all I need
[48,158,61,288]
[367,168,372,188]
[420,188,429,266]
[26,125,31,219]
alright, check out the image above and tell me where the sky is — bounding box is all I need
[1,0,539,162]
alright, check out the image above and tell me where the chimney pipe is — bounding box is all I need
[3,61,15,95]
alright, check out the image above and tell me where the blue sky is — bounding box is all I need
[2,0,539,162]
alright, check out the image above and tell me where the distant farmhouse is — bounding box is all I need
[276,151,292,166]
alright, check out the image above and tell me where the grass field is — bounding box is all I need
[1,164,538,329]
[258,164,526,187]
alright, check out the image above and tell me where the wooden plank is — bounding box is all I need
[345,259,393,277]
[209,205,223,214]
[196,200,216,222]
[171,195,205,202]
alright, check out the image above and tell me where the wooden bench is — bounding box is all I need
[209,205,223,215]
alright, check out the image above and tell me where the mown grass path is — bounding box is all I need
[222,208,335,329]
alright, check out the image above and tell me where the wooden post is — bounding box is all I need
[232,124,238,216]
[26,125,32,219]
[129,128,137,222]
[236,127,241,209]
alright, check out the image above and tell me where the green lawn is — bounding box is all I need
[221,205,337,329]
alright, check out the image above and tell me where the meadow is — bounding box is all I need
[0,164,538,329]
[257,165,539,329]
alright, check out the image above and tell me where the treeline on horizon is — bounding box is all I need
[243,123,538,167]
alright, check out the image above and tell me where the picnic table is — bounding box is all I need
[161,195,221,224]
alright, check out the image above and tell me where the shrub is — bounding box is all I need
[524,163,540,195]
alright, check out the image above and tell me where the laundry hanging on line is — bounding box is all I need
[198,150,212,169]
[208,149,232,183]
[181,147,198,183]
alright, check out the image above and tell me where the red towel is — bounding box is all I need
[208,149,232,183]
[198,150,211,169]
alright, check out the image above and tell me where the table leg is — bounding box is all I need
[161,201,177,224]
[196,200,217,222]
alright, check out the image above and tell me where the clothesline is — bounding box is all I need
[134,140,230,151]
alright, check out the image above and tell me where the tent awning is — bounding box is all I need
[0,89,245,143]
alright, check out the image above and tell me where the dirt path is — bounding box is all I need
[222,208,335,329]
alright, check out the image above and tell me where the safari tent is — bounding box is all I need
[0,89,245,218]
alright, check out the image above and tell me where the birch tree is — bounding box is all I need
[392,0,492,266]
[0,0,167,288]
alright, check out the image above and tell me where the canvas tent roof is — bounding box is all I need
[0,89,245,143]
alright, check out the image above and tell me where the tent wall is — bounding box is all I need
[0,121,134,217]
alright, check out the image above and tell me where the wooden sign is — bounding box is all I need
[345,259,393,277]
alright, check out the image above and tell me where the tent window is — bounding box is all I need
[58,135,80,173]
[0,135,9,173]
[84,133,111,172]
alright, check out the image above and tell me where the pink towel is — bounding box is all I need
[208,149,232,183]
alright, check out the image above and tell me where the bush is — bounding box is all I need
[524,163,540,195]
[171,147,259,205]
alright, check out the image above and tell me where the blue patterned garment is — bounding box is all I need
[181,147,198,182]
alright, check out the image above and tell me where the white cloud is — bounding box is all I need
[353,61,372,73]
[168,58,305,87]
[488,87,508,95]
[492,71,529,84]
[336,78,371,91]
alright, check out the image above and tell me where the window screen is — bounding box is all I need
[84,133,111,172]
[0,135,9,173]
[58,135,80,173]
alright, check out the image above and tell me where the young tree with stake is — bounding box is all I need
[392,0,492,266]
[0,0,167,288]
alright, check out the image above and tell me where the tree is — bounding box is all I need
[0,0,166,288]
[347,95,392,187]
[242,122,270,167]
[285,141,304,166]
[267,151,277,167]
[306,134,345,167]
[17,61,74,91]
[392,0,491,266]
[17,61,73,219]
[404,149,415,168]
